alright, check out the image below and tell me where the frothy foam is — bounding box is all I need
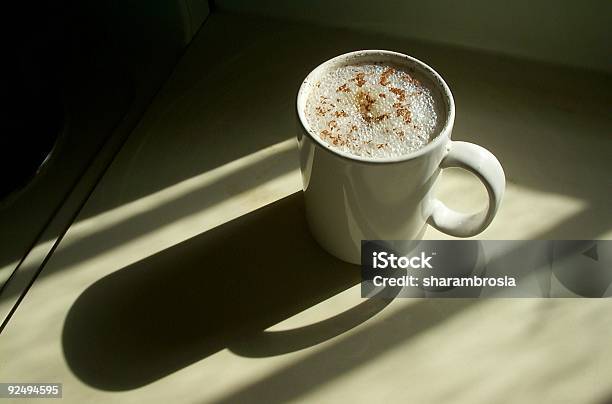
[305,63,440,159]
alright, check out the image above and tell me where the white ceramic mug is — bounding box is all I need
[297,50,505,264]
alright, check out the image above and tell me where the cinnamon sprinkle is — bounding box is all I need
[337,84,351,93]
[396,107,412,123]
[379,67,395,86]
[356,90,377,123]
[389,87,406,101]
[353,72,366,87]
[373,113,389,123]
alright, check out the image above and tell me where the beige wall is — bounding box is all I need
[216,0,612,73]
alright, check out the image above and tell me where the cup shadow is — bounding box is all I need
[61,192,394,391]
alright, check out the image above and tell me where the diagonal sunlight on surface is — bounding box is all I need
[1,150,592,309]
[0,138,300,310]
[60,138,298,251]
[423,168,592,240]
[51,138,299,268]
[0,139,302,397]
[0,261,17,287]
[1,140,601,403]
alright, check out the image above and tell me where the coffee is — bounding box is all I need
[297,51,505,264]
[304,63,441,159]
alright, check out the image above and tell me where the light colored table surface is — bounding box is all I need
[1,12,611,404]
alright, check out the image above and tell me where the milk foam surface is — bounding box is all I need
[305,63,440,159]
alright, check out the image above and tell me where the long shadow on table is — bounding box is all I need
[62,192,413,391]
[63,190,602,398]
[61,192,598,393]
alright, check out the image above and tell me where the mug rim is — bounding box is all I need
[296,49,455,164]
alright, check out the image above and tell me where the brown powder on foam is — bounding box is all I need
[379,67,395,86]
[396,106,412,123]
[334,110,348,118]
[389,87,406,101]
[353,72,366,87]
[308,63,437,157]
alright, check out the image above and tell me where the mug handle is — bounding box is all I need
[428,141,505,237]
